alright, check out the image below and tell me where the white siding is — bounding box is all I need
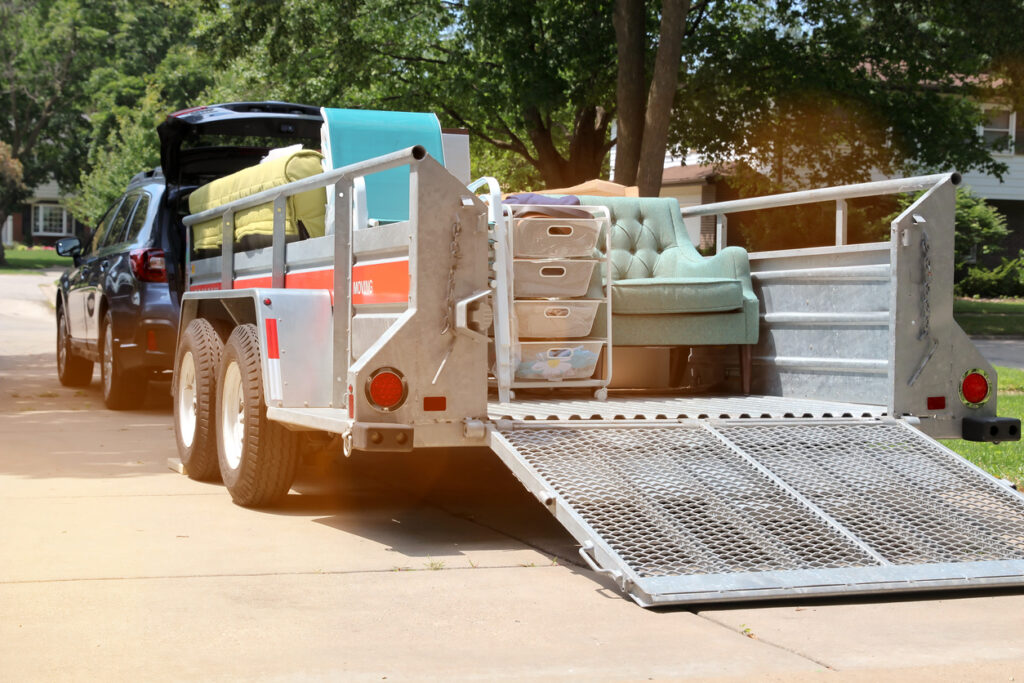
[958,155,1024,201]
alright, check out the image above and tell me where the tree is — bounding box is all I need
[0,142,26,232]
[195,0,709,193]
[0,0,200,262]
[672,1,1024,195]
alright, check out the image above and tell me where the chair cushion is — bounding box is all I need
[611,277,744,314]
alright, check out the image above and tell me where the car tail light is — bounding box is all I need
[365,368,407,412]
[960,370,990,407]
[130,248,167,283]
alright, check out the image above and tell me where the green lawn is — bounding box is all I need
[0,247,72,272]
[942,365,1024,488]
[953,297,1024,336]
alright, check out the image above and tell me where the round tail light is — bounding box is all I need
[960,370,990,407]
[366,368,407,411]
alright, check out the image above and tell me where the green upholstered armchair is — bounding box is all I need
[576,195,759,391]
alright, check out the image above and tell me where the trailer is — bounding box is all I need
[172,111,1024,606]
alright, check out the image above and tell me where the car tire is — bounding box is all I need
[101,310,146,410]
[56,305,93,387]
[216,323,298,507]
[174,318,223,481]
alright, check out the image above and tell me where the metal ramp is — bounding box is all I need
[488,418,1024,606]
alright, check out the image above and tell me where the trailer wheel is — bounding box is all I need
[174,318,223,481]
[216,323,298,507]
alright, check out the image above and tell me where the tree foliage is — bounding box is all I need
[673,0,1024,196]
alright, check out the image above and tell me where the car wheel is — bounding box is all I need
[217,323,298,507]
[174,318,223,481]
[101,310,146,410]
[56,305,93,387]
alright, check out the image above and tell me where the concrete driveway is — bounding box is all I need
[2,269,1024,681]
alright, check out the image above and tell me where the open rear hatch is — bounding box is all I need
[157,101,323,185]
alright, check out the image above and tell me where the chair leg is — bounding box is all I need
[738,344,752,395]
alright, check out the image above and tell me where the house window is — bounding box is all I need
[981,109,1021,154]
[31,203,71,235]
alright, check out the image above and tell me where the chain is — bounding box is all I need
[440,215,463,336]
[918,230,931,340]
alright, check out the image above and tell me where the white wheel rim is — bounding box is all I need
[220,360,245,471]
[103,323,113,397]
[177,351,197,448]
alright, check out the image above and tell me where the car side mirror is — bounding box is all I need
[55,237,83,263]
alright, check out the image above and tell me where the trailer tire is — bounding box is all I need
[216,323,298,507]
[174,318,223,481]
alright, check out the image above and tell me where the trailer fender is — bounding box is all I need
[179,288,333,409]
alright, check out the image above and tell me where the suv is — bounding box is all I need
[56,101,323,408]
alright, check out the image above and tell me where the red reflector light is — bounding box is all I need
[424,396,446,412]
[347,385,354,418]
[146,330,158,351]
[927,396,945,411]
[366,369,406,411]
[960,370,990,407]
[129,248,167,283]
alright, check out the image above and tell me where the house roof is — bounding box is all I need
[661,164,720,186]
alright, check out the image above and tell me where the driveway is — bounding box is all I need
[2,269,1023,681]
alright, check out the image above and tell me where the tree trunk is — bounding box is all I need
[613,0,647,186]
[525,105,611,188]
[635,0,690,197]
[0,211,7,266]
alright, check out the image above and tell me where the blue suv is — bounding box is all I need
[55,169,184,408]
[55,101,324,409]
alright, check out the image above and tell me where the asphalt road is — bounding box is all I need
[2,270,1024,681]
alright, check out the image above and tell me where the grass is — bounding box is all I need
[942,365,1024,488]
[0,246,71,272]
[953,297,1024,336]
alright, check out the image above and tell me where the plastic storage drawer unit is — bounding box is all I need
[513,217,603,258]
[513,259,597,298]
[514,340,604,380]
[514,300,599,338]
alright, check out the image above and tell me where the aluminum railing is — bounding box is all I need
[678,172,961,252]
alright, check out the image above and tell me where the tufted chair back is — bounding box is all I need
[576,195,699,282]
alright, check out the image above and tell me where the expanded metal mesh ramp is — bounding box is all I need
[488,418,1024,606]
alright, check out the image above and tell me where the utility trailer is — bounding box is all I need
[174,134,1024,606]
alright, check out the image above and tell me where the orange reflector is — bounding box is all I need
[960,370,990,406]
[424,396,446,412]
[146,330,158,351]
[366,369,406,411]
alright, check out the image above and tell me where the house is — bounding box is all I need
[959,107,1024,260]
[1,179,85,247]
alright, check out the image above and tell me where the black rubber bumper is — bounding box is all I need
[962,416,1021,442]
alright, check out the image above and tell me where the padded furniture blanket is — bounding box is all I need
[320,108,445,224]
[189,149,326,251]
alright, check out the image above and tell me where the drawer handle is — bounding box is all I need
[544,307,570,318]
[539,266,566,277]
[547,225,573,236]
[546,348,573,359]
